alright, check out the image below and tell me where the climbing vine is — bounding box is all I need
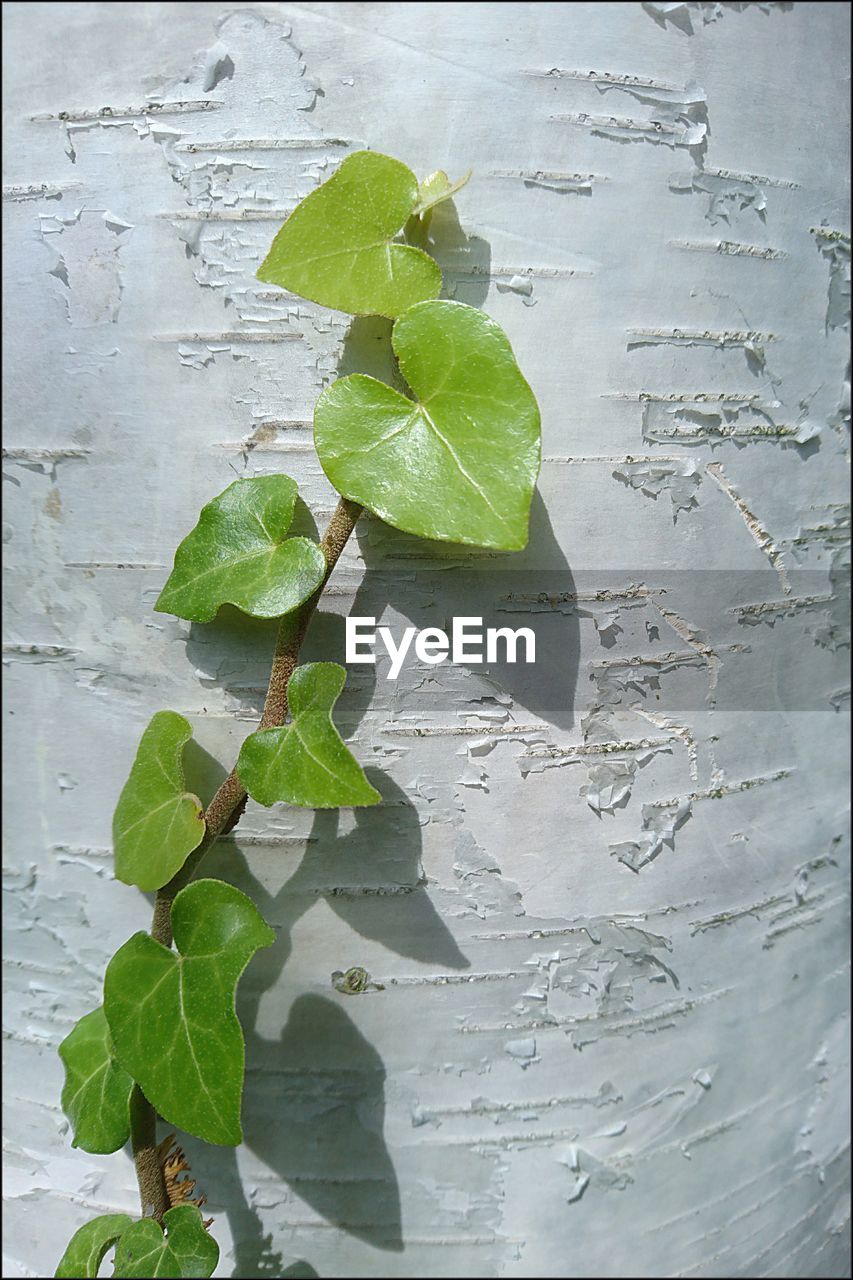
[55,150,541,1278]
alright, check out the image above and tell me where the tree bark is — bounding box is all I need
[3,3,849,1277]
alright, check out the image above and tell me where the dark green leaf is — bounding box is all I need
[59,1006,134,1154]
[155,476,326,623]
[113,1205,218,1279]
[113,711,205,893]
[236,663,380,808]
[104,880,274,1146]
[55,1213,132,1278]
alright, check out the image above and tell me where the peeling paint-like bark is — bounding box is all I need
[2,3,850,1277]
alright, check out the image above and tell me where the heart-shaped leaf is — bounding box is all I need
[155,476,326,623]
[257,150,442,318]
[236,662,380,808]
[113,1205,218,1279]
[313,300,541,550]
[104,879,273,1146]
[113,711,205,893]
[59,1006,134,1154]
[55,1213,133,1278]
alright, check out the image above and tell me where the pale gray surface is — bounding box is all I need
[2,3,850,1277]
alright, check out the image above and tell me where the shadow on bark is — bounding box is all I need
[285,771,470,968]
[176,841,408,1270]
[242,995,404,1251]
[185,759,458,1270]
[339,489,580,733]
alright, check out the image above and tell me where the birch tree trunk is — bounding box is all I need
[3,3,849,1277]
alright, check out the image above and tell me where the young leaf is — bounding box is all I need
[314,300,541,551]
[104,879,274,1146]
[413,168,472,216]
[235,662,380,808]
[113,1205,218,1279]
[58,1006,134,1154]
[257,150,442,318]
[154,475,326,623]
[55,1213,133,1278]
[113,711,205,893]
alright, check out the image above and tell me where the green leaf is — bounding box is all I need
[155,475,326,623]
[113,711,205,893]
[58,1006,134,1154]
[314,300,541,551]
[113,1205,218,1279]
[257,150,442,318]
[55,1213,133,1278]
[235,662,380,809]
[413,168,471,216]
[104,880,274,1146]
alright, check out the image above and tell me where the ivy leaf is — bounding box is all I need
[235,662,380,809]
[113,711,205,893]
[314,300,541,551]
[104,880,274,1146]
[58,1006,134,1154]
[413,168,471,216]
[155,476,326,623]
[55,1213,133,1278]
[113,1205,218,1279]
[257,150,442,318]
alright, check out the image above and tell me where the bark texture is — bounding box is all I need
[2,3,850,1277]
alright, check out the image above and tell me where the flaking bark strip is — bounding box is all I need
[163,209,296,221]
[627,327,775,346]
[154,330,303,343]
[646,769,792,810]
[668,239,787,259]
[174,136,355,151]
[520,736,672,762]
[31,101,222,122]
[2,182,79,201]
[706,461,790,591]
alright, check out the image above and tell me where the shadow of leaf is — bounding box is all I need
[183,738,228,808]
[284,769,469,970]
[428,197,492,308]
[242,994,404,1252]
[346,490,579,732]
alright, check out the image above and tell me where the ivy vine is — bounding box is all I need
[55,150,541,1278]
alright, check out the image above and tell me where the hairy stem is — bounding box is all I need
[131,495,362,1218]
[130,1084,167,1219]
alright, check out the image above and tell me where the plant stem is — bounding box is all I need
[129,1085,165,1219]
[131,494,362,1219]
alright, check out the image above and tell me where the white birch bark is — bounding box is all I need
[2,3,849,1276]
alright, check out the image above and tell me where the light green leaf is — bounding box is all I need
[235,662,380,809]
[413,168,471,216]
[55,1213,133,1278]
[113,1205,218,1279]
[314,300,541,550]
[104,880,274,1146]
[58,1006,134,1154]
[155,475,326,623]
[257,150,442,318]
[113,711,205,893]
